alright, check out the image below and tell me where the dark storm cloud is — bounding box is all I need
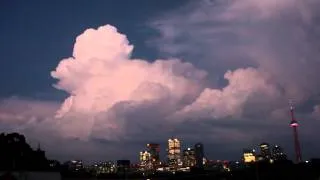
[149,0,320,101]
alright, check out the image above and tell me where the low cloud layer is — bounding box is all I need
[1,0,320,161]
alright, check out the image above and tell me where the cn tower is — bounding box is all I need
[289,105,302,163]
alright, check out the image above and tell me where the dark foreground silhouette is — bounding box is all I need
[0,172,17,180]
[0,132,59,171]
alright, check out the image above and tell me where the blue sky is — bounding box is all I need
[0,0,185,99]
[1,0,320,163]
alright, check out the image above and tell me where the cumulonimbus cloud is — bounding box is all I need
[1,0,320,161]
[50,25,209,140]
[49,21,286,141]
[0,23,281,147]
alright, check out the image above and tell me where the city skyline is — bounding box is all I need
[1,0,320,162]
[0,132,317,179]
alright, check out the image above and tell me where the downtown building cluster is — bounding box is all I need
[1,106,319,179]
[242,142,287,163]
[60,140,293,176]
[138,138,205,173]
[57,106,315,179]
[136,139,291,175]
[58,138,320,180]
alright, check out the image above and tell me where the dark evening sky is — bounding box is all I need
[1,0,320,163]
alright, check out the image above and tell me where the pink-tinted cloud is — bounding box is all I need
[1,0,320,160]
[171,67,281,120]
[50,25,207,140]
[2,16,316,147]
[49,24,298,143]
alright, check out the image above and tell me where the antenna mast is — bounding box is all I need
[289,102,302,163]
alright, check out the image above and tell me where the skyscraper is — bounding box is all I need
[259,142,271,160]
[139,150,151,170]
[194,143,204,168]
[167,138,181,169]
[147,143,160,169]
[182,148,196,167]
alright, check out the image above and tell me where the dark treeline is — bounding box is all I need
[0,132,60,171]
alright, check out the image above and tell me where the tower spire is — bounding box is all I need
[289,103,302,163]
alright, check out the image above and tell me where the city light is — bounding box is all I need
[243,152,256,163]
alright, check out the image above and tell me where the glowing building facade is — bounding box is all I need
[243,149,256,163]
[139,151,152,170]
[167,138,181,169]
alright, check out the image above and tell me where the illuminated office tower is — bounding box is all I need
[194,143,204,168]
[167,138,181,169]
[182,148,196,167]
[139,151,151,170]
[259,142,271,160]
[243,149,256,163]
